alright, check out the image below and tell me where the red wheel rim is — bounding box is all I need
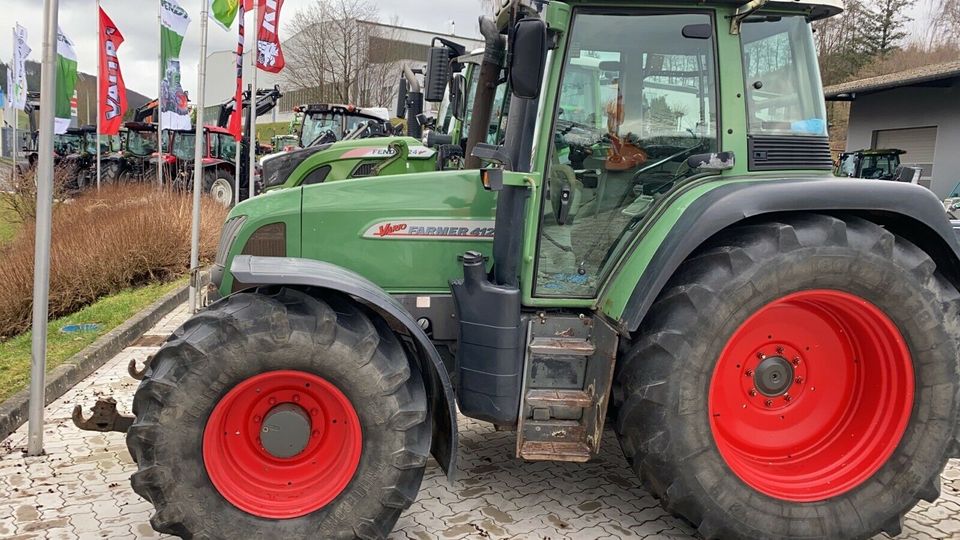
[203,370,362,518]
[708,290,913,502]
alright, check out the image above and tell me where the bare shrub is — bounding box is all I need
[0,185,229,339]
[0,165,71,224]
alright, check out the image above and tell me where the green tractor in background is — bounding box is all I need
[259,46,512,193]
[75,1,960,538]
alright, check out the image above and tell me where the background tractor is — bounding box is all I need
[73,1,960,539]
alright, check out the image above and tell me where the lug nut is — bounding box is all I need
[795,377,804,385]
[764,399,774,407]
[745,369,754,377]
[783,394,792,402]
[757,352,766,359]
[292,394,300,403]
[268,397,277,405]
[792,357,800,366]
[776,346,784,354]
[253,415,261,423]
[748,389,758,397]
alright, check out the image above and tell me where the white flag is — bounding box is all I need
[12,23,31,110]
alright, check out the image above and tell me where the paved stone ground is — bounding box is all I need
[2,303,959,539]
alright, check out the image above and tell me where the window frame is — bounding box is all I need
[531,6,722,300]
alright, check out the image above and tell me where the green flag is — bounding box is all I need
[55,27,78,135]
[160,0,192,130]
[210,0,240,31]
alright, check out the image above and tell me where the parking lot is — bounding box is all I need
[0,304,957,540]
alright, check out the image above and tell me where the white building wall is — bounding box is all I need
[203,21,483,126]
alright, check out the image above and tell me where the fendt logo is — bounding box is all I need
[376,223,408,237]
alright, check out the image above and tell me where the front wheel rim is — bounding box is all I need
[203,370,362,518]
[708,289,914,502]
[210,178,233,206]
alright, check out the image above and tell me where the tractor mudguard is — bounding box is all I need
[230,255,458,480]
[616,178,960,333]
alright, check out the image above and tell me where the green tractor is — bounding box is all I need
[834,148,909,180]
[259,47,511,192]
[75,1,960,538]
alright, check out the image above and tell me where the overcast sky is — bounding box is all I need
[3,0,939,100]
[3,0,487,97]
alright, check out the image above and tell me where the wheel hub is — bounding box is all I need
[260,404,313,459]
[754,356,794,397]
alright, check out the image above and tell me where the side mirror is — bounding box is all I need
[451,73,467,120]
[509,18,548,100]
[686,151,735,171]
[396,77,409,118]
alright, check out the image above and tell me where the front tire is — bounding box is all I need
[615,214,960,539]
[127,288,431,539]
[203,169,236,207]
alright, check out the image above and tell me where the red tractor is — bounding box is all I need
[163,125,242,206]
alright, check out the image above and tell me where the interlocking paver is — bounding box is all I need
[1,302,958,539]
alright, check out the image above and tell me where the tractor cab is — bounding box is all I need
[296,103,393,148]
[835,148,906,179]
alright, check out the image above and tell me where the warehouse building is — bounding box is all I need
[825,61,960,197]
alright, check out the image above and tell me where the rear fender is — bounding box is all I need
[610,178,960,333]
[229,255,458,480]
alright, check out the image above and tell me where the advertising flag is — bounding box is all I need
[256,0,285,73]
[12,23,31,110]
[210,0,240,31]
[228,4,245,140]
[55,28,79,135]
[99,8,128,135]
[160,0,192,130]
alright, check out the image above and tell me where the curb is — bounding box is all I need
[0,285,189,443]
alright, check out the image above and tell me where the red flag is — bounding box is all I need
[99,7,128,135]
[256,0,285,73]
[228,4,245,140]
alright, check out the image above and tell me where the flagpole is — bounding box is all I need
[156,0,163,189]
[248,0,258,202]
[189,0,210,314]
[12,94,17,190]
[29,0,59,457]
[95,0,101,191]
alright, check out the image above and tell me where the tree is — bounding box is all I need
[283,0,403,108]
[858,0,915,56]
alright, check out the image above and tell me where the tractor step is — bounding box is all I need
[519,440,592,462]
[525,389,594,408]
[529,337,596,356]
[515,315,618,461]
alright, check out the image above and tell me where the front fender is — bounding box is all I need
[606,178,960,333]
[230,255,458,480]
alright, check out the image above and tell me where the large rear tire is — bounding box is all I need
[127,287,430,539]
[615,214,960,539]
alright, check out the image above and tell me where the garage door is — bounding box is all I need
[874,126,937,177]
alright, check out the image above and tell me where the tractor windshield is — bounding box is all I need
[301,113,344,146]
[535,10,718,297]
[127,130,158,156]
[172,133,197,161]
[54,134,83,155]
[741,16,827,137]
